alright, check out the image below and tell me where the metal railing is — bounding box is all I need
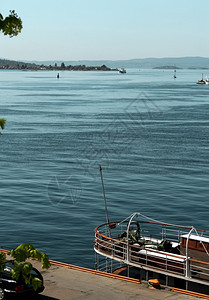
[95,234,185,275]
[94,220,209,283]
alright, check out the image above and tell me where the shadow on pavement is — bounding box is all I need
[18,295,60,300]
[37,296,60,300]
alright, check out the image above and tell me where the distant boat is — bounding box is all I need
[197,73,205,84]
[119,68,126,74]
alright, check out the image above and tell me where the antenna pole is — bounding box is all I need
[99,165,110,227]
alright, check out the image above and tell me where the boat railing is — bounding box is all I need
[95,221,209,281]
[95,256,126,273]
[95,221,209,244]
[130,245,186,275]
[95,230,186,276]
[97,221,184,241]
[95,232,185,274]
[95,231,126,260]
[96,223,127,237]
[161,227,188,242]
[189,258,209,281]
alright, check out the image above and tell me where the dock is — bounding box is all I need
[0,248,207,299]
[32,260,198,300]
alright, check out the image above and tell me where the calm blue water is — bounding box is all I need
[0,68,209,268]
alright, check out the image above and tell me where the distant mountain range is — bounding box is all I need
[1,56,209,69]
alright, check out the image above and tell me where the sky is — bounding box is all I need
[1,0,209,61]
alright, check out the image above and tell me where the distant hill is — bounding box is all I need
[0,58,39,69]
[153,65,182,69]
[1,56,209,69]
[25,57,209,69]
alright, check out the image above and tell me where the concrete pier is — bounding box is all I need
[31,260,196,300]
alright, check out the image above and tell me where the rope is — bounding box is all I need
[118,211,192,229]
[117,213,134,225]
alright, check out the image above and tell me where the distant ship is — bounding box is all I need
[197,73,206,84]
[119,68,126,74]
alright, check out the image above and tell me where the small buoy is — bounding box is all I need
[148,279,160,289]
[57,73,59,79]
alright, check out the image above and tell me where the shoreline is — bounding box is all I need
[0,64,118,72]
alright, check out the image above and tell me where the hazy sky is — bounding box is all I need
[1,0,208,61]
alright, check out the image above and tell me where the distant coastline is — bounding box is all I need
[0,60,117,71]
[1,56,209,70]
[153,65,181,70]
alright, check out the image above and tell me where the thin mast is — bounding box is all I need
[99,165,110,226]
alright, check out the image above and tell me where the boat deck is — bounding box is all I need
[94,219,209,291]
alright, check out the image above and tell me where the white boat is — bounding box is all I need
[119,68,126,74]
[94,212,209,295]
[205,77,209,85]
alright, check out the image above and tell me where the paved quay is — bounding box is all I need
[31,261,198,300]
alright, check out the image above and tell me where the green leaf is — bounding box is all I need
[10,263,22,281]
[22,262,33,275]
[0,10,23,37]
[0,118,6,135]
[9,244,51,268]
[8,244,50,291]
[0,252,6,273]
[32,277,42,291]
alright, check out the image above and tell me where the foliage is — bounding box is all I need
[0,119,6,130]
[8,244,51,290]
[61,62,65,69]
[0,118,6,135]
[0,10,22,37]
[0,244,50,291]
[9,244,51,268]
[0,253,6,273]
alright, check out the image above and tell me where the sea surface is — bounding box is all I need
[0,68,209,268]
